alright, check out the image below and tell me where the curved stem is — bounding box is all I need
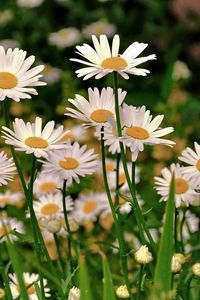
[137,265,144,300]
[180,208,187,253]
[101,130,133,299]
[184,274,194,300]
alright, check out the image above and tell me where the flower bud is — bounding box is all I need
[68,286,80,300]
[134,245,153,265]
[192,263,200,276]
[171,256,181,273]
[174,253,186,264]
[116,285,129,298]
[42,217,62,234]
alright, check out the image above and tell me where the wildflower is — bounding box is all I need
[48,28,81,49]
[41,216,62,234]
[41,142,99,186]
[116,285,130,298]
[0,191,24,208]
[0,151,16,186]
[1,117,67,158]
[174,253,186,264]
[134,245,153,264]
[17,0,43,7]
[0,47,45,101]
[59,125,86,143]
[9,272,50,299]
[171,255,182,273]
[82,20,116,38]
[154,163,198,207]
[65,87,126,127]
[192,263,200,276]
[0,216,24,243]
[33,172,62,195]
[121,104,175,161]
[178,142,200,189]
[70,34,156,80]
[68,286,80,300]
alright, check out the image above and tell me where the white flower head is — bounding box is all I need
[121,104,175,161]
[70,34,156,80]
[0,191,24,208]
[59,125,87,143]
[0,46,46,102]
[65,87,126,128]
[134,245,153,265]
[0,216,24,243]
[48,28,81,49]
[171,255,182,273]
[9,272,50,299]
[68,286,80,300]
[1,117,68,158]
[154,163,198,207]
[192,263,200,277]
[41,142,99,186]
[116,285,129,298]
[33,172,62,196]
[178,142,200,189]
[0,151,16,186]
[82,20,116,38]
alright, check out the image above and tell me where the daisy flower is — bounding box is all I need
[121,104,175,161]
[33,172,62,195]
[178,142,200,189]
[48,28,81,49]
[0,216,24,243]
[70,34,156,80]
[59,125,87,143]
[0,46,46,102]
[82,20,116,38]
[0,191,24,208]
[65,87,126,127]
[42,63,61,84]
[72,192,107,223]
[41,142,99,186]
[31,192,73,220]
[9,272,50,299]
[154,163,198,207]
[0,151,16,186]
[1,117,68,158]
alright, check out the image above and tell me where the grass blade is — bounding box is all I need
[79,255,92,300]
[102,255,116,300]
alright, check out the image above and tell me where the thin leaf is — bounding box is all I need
[102,255,116,300]
[34,282,43,300]
[152,175,175,299]
[79,255,92,300]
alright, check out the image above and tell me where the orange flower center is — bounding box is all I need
[16,284,35,295]
[119,173,126,185]
[59,132,75,142]
[0,226,10,236]
[25,137,48,148]
[105,162,115,172]
[196,159,200,171]
[126,126,149,140]
[0,72,18,89]
[83,200,97,214]
[39,182,57,192]
[0,197,11,205]
[59,157,79,170]
[90,109,113,123]
[175,178,189,194]
[41,203,59,215]
[101,57,128,70]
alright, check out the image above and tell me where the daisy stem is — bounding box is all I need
[100,130,133,299]
[112,72,157,256]
[180,208,187,253]
[183,274,194,300]
[137,265,144,300]
[0,249,13,300]
[174,208,181,253]
[53,233,66,277]
[114,153,121,206]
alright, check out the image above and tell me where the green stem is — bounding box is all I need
[113,72,157,256]
[184,274,194,300]
[137,265,144,300]
[0,249,13,300]
[180,208,187,253]
[101,130,133,299]
[114,153,121,206]
[174,208,181,253]
[53,234,66,277]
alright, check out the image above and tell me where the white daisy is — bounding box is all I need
[0,151,16,186]
[59,125,87,143]
[48,27,81,49]
[178,142,200,189]
[0,47,46,101]
[42,63,61,84]
[31,192,73,220]
[154,163,198,207]
[121,104,175,161]
[9,272,50,299]
[0,216,24,243]
[72,192,107,223]
[0,191,24,208]
[33,172,62,196]
[82,20,116,38]
[70,34,156,80]
[41,142,99,186]
[65,87,126,127]
[1,117,68,158]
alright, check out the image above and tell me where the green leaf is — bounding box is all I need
[152,175,175,299]
[102,255,116,300]
[79,256,92,300]
[34,282,43,300]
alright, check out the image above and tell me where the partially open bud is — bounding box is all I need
[42,216,62,234]
[171,256,182,273]
[68,286,80,300]
[116,285,130,298]
[174,253,186,264]
[134,245,153,265]
[192,263,200,276]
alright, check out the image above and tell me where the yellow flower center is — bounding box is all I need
[101,57,128,70]
[126,126,149,140]
[175,178,189,194]
[39,182,57,192]
[16,284,35,295]
[196,159,200,171]
[41,203,60,215]
[59,132,75,142]
[0,197,11,205]
[105,162,115,172]
[0,226,10,236]
[59,157,79,170]
[58,30,69,40]
[90,109,113,123]
[119,173,126,185]
[83,200,97,214]
[0,72,18,89]
[25,137,48,148]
